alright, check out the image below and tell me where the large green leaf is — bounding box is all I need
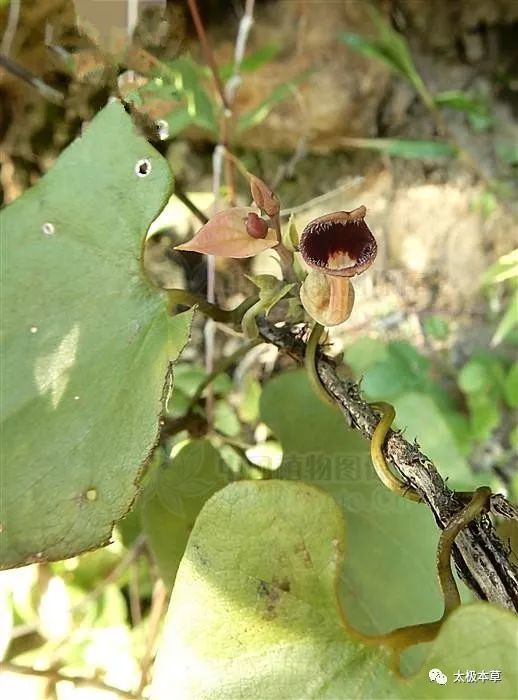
[0,102,192,569]
[152,480,518,699]
[260,371,443,637]
[140,439,231,586]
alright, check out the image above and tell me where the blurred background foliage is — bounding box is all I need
[1,0,517,697]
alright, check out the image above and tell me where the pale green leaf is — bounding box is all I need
[392,393,483,490]
[341,8,428,101]
[458,354,506,397]
[237,374,262,423]
[166,105,194,137]
[219,44,281,81]
[344,337,389,376]
[149,57,219,136]
[496,141,518,166]
[458,360,493,394]
[246,274,294,315]
[422,315,450,340]
[491,290,518,346]
[504,363,518,409]
[466,394,501,442]
[433,90,490,118]
[140,440,230,586]
[213,401,241,437]
[483,249,518,286]
[0,102,192,569]
[260,371,443,635]
[152,480,518,699]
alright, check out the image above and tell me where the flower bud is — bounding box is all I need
[248,173,280,218]
[246,212,269,239]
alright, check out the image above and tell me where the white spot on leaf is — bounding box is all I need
[34,325,80,408]
[42,222,55,236]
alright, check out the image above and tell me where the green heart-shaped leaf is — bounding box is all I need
[0,102,192,568]
[152,480,518,699]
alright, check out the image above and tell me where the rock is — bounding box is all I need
[396,0,518,53]
[387,183,487,297]
[212,0,391,152]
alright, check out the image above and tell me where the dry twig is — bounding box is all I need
[0,661,141,699]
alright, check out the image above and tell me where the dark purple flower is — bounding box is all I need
[299,206,377,277]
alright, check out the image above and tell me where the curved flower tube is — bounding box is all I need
[300,270,355,327]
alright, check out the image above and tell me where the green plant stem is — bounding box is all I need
[437,486,492,614]
[223,147,252,181]
[241,300,264,339]
[160,414,208,441]
[174,183,209,224]
[369,401,422,502]
[166,289,257,324]
[305,323,336,408]
[187,339,261,411]
[209,432,256,451]
[271,213,294,279]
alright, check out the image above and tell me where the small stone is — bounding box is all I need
[30,326,38,334]
[85,488,97,502]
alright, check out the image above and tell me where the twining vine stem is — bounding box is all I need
[255,319,518,612]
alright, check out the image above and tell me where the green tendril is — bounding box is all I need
[364,486,491,660]
[305,323,336,408]
[369,401,422,502]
